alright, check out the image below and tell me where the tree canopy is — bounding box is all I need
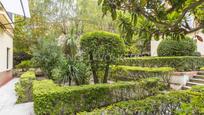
[99,0,204,39]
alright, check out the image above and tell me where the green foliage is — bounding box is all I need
[120,56,204,71]
[33,78,164,115]
[32,37,65,80]
[110,65,174,85]
[15,60,33,71]
[78,90,204,115]
[15,71,36,103]
[118,14,153,54]
[80,31,125,83]
[52,59,90,85]
[99,0,204,38]
[157,37,196,56]
[200,67,204,71]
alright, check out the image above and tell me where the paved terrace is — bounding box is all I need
[0,78,34,115]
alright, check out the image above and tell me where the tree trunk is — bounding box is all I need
[89,53,99,84]
[103,63,110,83]
[68,76,72,86]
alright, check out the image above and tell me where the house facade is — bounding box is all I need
[0,0,30,86]
[0,4,14,86]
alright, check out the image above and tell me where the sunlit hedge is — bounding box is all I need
[33,78,165,115]
[78,89,204,115]
[110,65,174,84]
[15,71,36,103]
[120,56,204,71]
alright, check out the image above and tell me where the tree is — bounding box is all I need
[99,0,204,39]
[117,14,154,54]
[80,31,125,83]
[31,35,65,80]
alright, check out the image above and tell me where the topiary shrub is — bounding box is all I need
[80,31,125,83]
[33,78,165,115]
[157,37,196,56]
[15,71,36,103]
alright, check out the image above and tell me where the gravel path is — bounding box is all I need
[0,78,34,115]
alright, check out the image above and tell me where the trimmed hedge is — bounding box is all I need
[33,78,165,115]
[15,71,36,103]
[111,65,174,84]
[78,90,204,115]
[120,56,204,71]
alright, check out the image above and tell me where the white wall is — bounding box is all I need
[0,32,13,72]
[151,40,161,56]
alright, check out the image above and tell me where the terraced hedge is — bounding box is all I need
[15,71,36,103]
[33,78,165,115]
[111,65,174,84]
[78,89,204,115]
[119,56,204,71]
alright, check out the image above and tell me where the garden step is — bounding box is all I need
[182,86,191,90]
[186,82,204,87]
[190,78,204,84]
[193,75,204,79]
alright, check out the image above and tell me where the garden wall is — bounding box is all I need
[33,78,165,115]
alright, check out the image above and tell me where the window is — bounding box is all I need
[6,48,10,69]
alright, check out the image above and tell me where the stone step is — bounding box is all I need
[190,78,204,84]
[182,86,191,90]
[186,82,204,87]
[193,75,204,79]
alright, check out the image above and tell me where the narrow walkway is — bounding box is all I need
[0,78,34,115]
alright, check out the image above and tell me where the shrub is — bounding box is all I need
[120,56,204,71]
[33,78,164,115]
[200,67,204,71]
[78,90,204,115]
[15,60,33,71]
[80,31,125,83]
[52,59,91,85]
[157,37,196,56]
[192,52,201,56]
[111,65,174,85]
[13,52,32,67]
[32,38,65,80]
[15,71,36,103]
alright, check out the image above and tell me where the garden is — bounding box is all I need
[13,0,204,115]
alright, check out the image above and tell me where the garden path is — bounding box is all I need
[0,78,34,115]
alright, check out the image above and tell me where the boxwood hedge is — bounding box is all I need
[110,65,174,84]
[78,89,204,115]
[120,56,204,71]
[15,71,36,103]
[33,78,165,115]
